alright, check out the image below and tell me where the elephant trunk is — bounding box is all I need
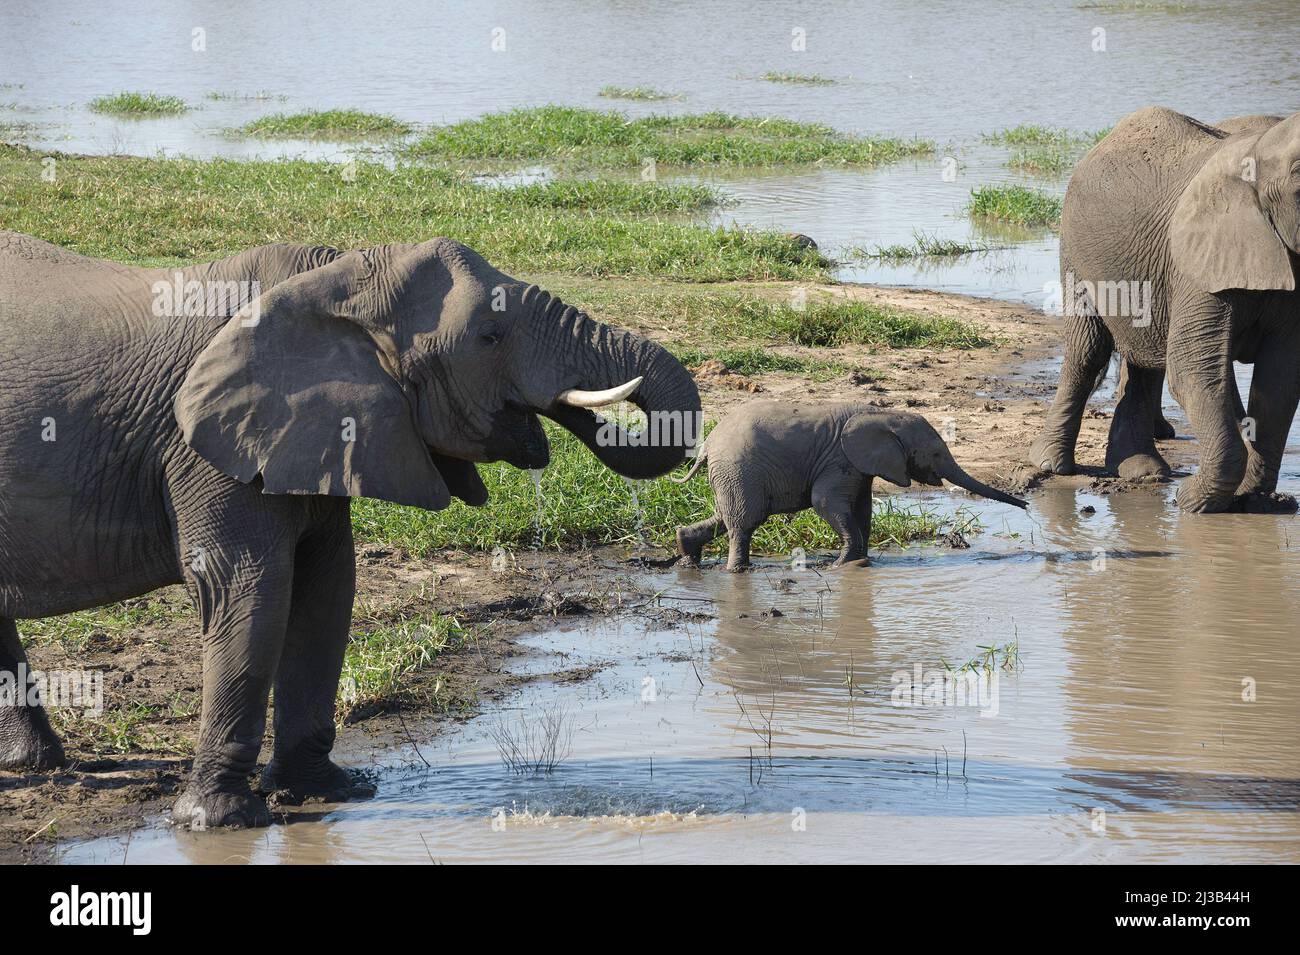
[938,460,1029,509]
[525,286,701,479]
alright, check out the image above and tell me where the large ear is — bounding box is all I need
[841,413,910,487]
[1169,133,1296,293]
[175,251,451,510]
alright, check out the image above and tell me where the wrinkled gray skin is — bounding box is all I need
[0,232,699,827]
[1029,107,1300,513]
[673,401,1027,571]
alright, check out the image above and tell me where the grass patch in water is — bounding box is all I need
[88,92,189,117]
[967,185,1062,228]
[598,86,680,101]
[403,106,932,168]
[983,125,1109,175]
[0,145,825,281]
[759,72,837,86]
[351,424,979,555]
[236,109,412,139]
[858,230,999,260]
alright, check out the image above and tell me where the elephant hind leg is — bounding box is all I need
[1106,361,1171,479]
[1029,304,1114,474]
[676,515,724,566]
[813,475,868,567]
[0,617,66,771]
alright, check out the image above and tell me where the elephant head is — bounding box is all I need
[174,239,700,509]
[840,412,1028,508]
[1170,113,1300,293]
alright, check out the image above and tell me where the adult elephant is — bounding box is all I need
[1028,107,1300,512]
[0,232,699,827]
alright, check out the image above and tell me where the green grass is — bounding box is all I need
[0,145,825,281]
[351,423,978,556]
[759,72,837,86]
[339,611,468,718]
[672,344,851,381]
[403,106,932,168]
[598,86,680,101]
[20,590,193,652]
[859,230,999,260]
[983,125,1110,176]
[236,109,412,139]
[88,92,189,117]
[542,282,993,351]
[967,185,1062,228]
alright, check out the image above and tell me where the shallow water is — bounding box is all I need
[63,393,1300,863]
[4,0,1298,301]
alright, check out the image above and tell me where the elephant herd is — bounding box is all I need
[0,105,1296,828]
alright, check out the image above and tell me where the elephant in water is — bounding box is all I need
[1029,107,1300,513]
[0,233,699,827]
[673,401,1027,571]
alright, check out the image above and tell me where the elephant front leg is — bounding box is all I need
[675,515,724,566]
[1237,330,1300,503]
[0,617,65,770]
[813,476,867,567]
[1028,310,1113,474]
[261,510,374,803]
[1106,361,1171,479]
[173,551,295,831]
[725,525,757,572]
[1168,307,1247,513]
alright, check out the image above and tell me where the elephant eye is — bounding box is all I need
[479,324,503,346]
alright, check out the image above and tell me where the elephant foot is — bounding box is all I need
[1174,475,1236,514]
[724,560,751,573]
[260,758,377,806]
[1027,433,1076,475]
[172,785,272,830]
[0,709,66,772]
[1112,450,1170,481]
[674,527,702,566]
[1154,416,1176,440]
[831,555,869,569]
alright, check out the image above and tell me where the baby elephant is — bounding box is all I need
[674,401,1027,570]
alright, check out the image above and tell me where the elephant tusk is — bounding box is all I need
[555,376,643,409]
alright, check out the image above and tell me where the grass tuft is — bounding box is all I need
[598,86,680,101]
[339,612,467,719]
[967,185,1062,228]
[236,109,412,139]
[860,230,999,260]
[759,72,837,86]
[88,92,189,117]
[403,106,932,168]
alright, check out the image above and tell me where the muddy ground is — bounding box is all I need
[0,285,1173,863]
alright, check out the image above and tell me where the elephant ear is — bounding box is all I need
[841,413,910,487]
[175,251,451,510]
[1169,133,1296,293]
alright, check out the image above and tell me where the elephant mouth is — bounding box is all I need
[489,404,551,470]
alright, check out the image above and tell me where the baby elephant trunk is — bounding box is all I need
[939,462,1028,509]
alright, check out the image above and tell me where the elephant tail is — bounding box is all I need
[670,445,707,483]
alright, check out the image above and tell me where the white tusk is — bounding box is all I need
[555,376,643,409]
